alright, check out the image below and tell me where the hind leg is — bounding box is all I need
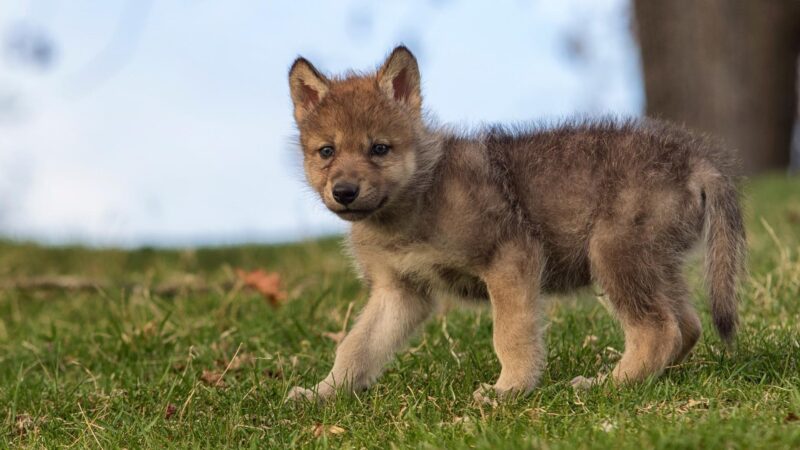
[572,231,683,388]
[572,295,683,388]
[666,275,702,364]
[609,311,682,383]
[671,302,701,364]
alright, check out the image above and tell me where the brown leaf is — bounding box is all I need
[676,398,709,414]
[200,369,227,388]
[785,412,799,423]
[164,403,177,420]
[236,269,288,307]
[684,398,708,409]
[15,414,34,436]
[598,419,616,432]
[312,423,346,437]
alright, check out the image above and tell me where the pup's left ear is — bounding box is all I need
[377,46,421,113]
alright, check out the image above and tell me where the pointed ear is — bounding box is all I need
[377,46,421,112]
[289,57,329,122]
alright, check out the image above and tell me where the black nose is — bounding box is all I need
[332,183,359,205]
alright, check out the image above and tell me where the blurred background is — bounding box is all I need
[0,0,798,248]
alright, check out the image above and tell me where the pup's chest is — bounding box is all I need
[382,245,490,302]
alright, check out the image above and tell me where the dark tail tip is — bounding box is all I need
[713,313,737,347]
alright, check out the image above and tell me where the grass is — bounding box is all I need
[1,173,799,449]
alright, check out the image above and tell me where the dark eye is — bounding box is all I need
[370,143,390,156]
[318,146,334,159]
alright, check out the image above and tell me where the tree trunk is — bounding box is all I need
[633,0,800,174]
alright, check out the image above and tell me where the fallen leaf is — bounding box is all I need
[676,398,709,414]
[15,414,34,436]
[236,269,288,306]
[598,419,616,432]
[312,423,346,437]
[637,402,659,414]
[785,412,799,423]
[327,425,346,435]
[200,369,227,388]
[322,330,346,344]
[684,398,708,409]
[164,404,177,420]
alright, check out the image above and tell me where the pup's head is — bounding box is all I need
[289,46,428,222]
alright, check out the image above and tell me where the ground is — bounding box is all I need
[1,174,799,449]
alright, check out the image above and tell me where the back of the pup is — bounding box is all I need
[496,119,746,386]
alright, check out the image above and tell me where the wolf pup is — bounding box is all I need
[286,46,745,403]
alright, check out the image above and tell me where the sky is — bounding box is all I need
[0,0,643,247]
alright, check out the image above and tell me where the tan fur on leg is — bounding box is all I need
[287,275,432,402]
[474,242,545,403]
[611,316,682,383]
[574,218,687,389]
[571,314,682,389]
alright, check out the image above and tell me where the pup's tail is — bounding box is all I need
[702,169,746,346]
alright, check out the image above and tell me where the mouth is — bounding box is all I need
[333,197,388,221]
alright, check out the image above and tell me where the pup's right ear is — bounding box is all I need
[289,58,329,123]
[377,46,421,114]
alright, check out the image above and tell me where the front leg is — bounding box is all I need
[474,241,545,403]
[288,275,432,402]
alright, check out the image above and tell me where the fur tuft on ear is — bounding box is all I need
[377,46,421,113]
[289,57,329,123]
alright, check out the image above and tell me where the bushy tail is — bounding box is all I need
[703,174,746,346]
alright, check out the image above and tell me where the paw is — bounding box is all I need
[472,383,500,406]
[473,383,527,405]
[570,374,606,390]
[286,386,319,403]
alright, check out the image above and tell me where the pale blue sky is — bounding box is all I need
[0,0,642,246]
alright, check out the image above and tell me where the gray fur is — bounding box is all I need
[286,47,746,403]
